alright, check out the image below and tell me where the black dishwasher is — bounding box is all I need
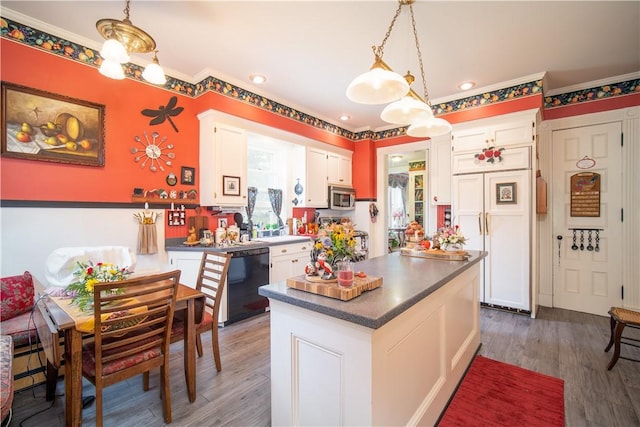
[226,247,270,325]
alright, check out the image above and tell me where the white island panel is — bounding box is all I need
[268,260,480,426]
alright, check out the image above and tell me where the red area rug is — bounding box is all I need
[438,355,564,426]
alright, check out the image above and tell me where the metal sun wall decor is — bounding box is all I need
[130,131,175,172]
[141,96,183,132]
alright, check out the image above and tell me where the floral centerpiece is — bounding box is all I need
[433,225,466,251]
[305,223,356,280]
[65,261,131,311]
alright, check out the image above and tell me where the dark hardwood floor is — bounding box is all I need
[9,307,640,426]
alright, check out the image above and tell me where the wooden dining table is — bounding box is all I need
[35,283,205,427]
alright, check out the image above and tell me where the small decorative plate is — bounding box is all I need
[166,173,177,186]
[576,156,596,169]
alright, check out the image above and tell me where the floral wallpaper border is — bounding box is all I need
[544,80,639,109]
[2,17,637,143]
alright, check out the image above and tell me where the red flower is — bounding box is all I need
[87,267,93,275]
[477,154,486,160]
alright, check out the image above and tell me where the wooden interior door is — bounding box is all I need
[552,122,622,316]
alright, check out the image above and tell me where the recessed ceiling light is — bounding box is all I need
[340,115,351,121]
[249,74,267,84]
[391,155,403,162]
[459,81,475,91]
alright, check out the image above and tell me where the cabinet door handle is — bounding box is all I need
[478,213,483,235]
[485,213,490,235]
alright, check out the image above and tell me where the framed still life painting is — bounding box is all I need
[1,82,105,166]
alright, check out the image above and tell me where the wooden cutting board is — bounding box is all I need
[187,215,209,233]
[400,247,469,261]
[286,274,382,301]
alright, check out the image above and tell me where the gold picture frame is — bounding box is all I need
[1,82,105,166]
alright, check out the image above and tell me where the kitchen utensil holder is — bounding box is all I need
[568,228,603,251]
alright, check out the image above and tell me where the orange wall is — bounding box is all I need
[2,38,636,206]
[1,39,200,203]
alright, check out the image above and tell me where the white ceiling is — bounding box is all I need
[2,1,639,132]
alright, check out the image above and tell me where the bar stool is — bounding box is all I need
[604,306,640,370]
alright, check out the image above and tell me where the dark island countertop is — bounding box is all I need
[165,235,313,253]
[259,250,486,329]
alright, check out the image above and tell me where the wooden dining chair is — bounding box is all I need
[81,270,181,427]
[604,306,640,370]
[171,251,232,371]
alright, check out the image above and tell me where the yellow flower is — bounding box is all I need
[85,278,98,293]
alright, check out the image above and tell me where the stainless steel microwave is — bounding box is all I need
[329,185,356,210]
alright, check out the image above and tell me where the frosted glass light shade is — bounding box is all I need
[407,116,452,138]
[99,59,125,80]
[142,62,167,85]
[346,67,409,105]
[100,38,130,63]
[380,96,433,125]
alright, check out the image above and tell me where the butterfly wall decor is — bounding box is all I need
[141,96,184,132]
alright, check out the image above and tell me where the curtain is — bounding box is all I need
[388,173,409,189]
[247,186,258,231]
[268,188,284,228]
[389,173,408,223]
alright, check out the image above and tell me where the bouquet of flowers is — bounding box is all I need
[306,223,357,279]
[434,225,466,250]
[65,260,131,312]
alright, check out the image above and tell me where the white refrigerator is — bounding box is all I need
[452,168,531,312]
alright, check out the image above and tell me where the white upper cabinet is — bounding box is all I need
[429,135,451,205]
[327,152,352,186]
[452,114,535,153]
[305,147,329,208]
[198,111,248,206]
[306,148,352,207]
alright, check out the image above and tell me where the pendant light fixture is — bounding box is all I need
[96,0,167,85]
[347,0,451,137]
[346,1,409,104]
[379,71,433,125]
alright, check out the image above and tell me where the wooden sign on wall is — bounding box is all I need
[570,172,601,217]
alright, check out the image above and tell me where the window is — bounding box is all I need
[247,134,293,232]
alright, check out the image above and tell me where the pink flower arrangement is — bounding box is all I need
[434,225,466,249]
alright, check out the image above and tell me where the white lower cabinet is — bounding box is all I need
[269,241,313,283]
[168,251,228,323]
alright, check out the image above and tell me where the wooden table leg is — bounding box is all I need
[45,361,58,401]
[184,299,197,402]
[64,328,83,426]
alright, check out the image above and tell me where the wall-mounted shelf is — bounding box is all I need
[131,196,198,208]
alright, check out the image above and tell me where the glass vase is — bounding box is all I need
[337,260,354,287]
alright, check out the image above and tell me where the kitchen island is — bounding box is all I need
[258,250,486,426]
